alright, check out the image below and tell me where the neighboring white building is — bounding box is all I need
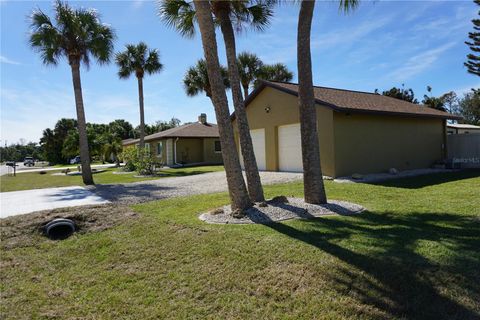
[447,123,480,135]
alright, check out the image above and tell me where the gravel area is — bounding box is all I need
[199,197,365,224]
[90,171,303,204]
[334,168,458,183]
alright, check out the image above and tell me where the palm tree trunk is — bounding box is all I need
[297,0,327,204]
[193,0,251,211]
[217,7,265,202]
[137,76,145,150]
[242,83,249,99]
[70,61,94,185]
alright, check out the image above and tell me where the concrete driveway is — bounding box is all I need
[0,186,110,218]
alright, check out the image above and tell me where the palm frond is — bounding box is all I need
[158,0,197,38]
[339,0,359,14]
[29,0,115,68]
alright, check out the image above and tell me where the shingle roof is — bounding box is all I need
[241,80,462,120]
[122,122,219,146]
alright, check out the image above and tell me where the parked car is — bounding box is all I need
[70,156,81,164]
[23,157,35,167]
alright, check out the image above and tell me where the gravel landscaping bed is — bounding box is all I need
[199,197,365,224]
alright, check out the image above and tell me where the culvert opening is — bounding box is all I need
[44,218,76,240]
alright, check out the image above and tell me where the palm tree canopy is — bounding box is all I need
[237,51,263,87]
[29,0,115,67]
[158,0,273,38]
[183,58,230,98]
[115,42,164,79]
[258,63,293,83]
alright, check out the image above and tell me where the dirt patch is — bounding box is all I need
[0,204,137,250]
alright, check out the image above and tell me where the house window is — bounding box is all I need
[145,143,150,152]
[214,140,221,153]
[157,141,163,156]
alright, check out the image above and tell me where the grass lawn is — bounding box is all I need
[1,170,479,319]
[0,165,224,192]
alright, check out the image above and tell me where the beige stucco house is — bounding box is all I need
[123,114,223,166]
[232,81,462,178]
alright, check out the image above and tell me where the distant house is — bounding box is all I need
[447,123,480,135]
[232,81,461,178]
[123,114,223,166]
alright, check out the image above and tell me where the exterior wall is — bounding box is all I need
[203,137,223,164]
[124,137,222,166]
[333,113,444,177]
[175,138,204,164]
[166,139,174,166]
[236,87,336,176]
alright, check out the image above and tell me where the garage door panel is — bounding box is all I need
[278,123,303,172]
[240,129,266,171]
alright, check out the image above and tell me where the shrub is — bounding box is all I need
[122,148,137,172]
[122,147,159,175]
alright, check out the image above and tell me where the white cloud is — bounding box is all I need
[132,0,146,9]
[387,42,456,82]
[312,16,392,50]
[0,55,21,65]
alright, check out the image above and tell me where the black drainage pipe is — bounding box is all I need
[44,218,76,240]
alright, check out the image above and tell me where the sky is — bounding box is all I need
[1,0,479,145]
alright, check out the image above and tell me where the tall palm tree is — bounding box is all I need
[115,42,163,149]
[237,51,264,99]
[191,0,251,211]
[160,0,268,205]
[183,59,230,99]
[297,0,358,204]
[211,1,274,202]
[29,1,115,185]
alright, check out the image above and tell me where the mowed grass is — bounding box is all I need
[0,165,224,192]
[1,171,479,319]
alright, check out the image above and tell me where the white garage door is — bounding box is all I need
[240,129,266,171]
[278,123,303,172]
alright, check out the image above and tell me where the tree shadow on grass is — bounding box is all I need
[368,169,480,189]
[263,211,480,319]
[91,183,177,203]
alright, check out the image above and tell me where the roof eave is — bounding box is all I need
[234,80,463,121]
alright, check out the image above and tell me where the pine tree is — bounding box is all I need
[465,0,480,76]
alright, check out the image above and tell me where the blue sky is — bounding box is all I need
[1,0,478,144]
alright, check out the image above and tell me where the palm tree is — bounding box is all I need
[258,63,293,85]
[29,0,114,185]
[100,133,122,166]
[237,51,294,97]
[297,0,358,204]
[161,0,268,203]
[190,0,251,211]
[160,0,266,207]
[237,51,264,99]
[211,1,275,203]
[183,59,230,99]
[115,42,163,150]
